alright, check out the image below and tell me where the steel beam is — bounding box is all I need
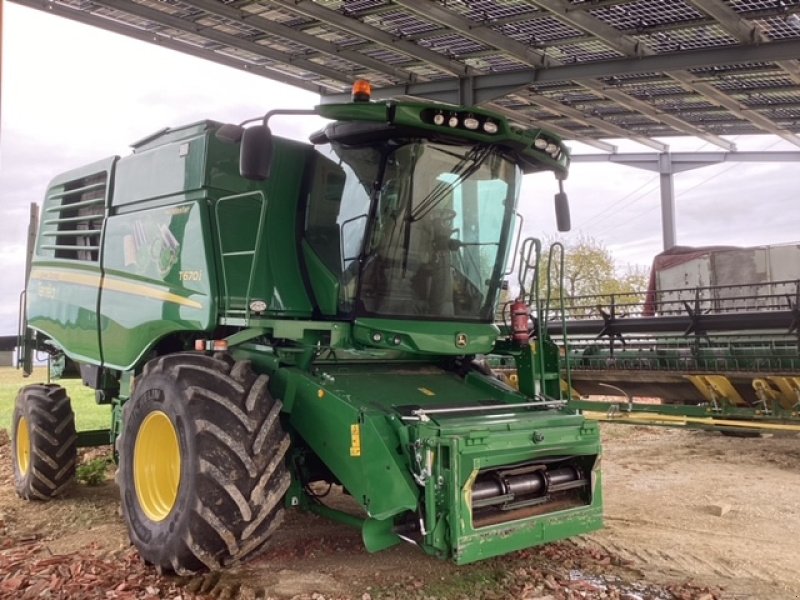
[265,0,475,78]
[575,81,734,151]
[91,0,350,85]
[683,0,766,45]
[187,0,416,83]
[524,93,668,152]
[676,0,800,147]
[324,38,800,102]
[11,0,335,95]
[485,103,618,153]
[391,0,688,149]
[527,0,736,150]
[391,0,553,69]
[571,151,800,169]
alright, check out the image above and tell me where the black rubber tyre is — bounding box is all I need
[117,353,291,574]
[12,384,77,500]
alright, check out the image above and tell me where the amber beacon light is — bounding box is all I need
[352,79,372,102]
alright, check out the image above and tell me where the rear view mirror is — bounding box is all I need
[555,192,571,232]
[240,125,273,181]
[554,177,571,232]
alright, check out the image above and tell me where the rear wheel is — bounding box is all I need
[117,353,291,573]
[12,384,77,500]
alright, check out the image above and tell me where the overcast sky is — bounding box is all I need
[2,4,799,334]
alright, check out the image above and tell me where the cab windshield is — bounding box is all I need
[358,142,519,321]
[304,140,520,322]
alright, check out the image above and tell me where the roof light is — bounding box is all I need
[545,143,559,155]
[351,79,372,102]
[433,112,446,126]
[448,115,459,128]
[534,138,548,150]
[249,299,267,313]
[463,116,480,130]
[483,120,498,134]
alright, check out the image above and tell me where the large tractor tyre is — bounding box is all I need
[117,353,291,574]
[12,384,77,500]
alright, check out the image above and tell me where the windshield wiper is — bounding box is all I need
[408,145,494,223]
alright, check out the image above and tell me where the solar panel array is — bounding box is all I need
[18,0,800,148]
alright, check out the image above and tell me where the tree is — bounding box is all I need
[527,235,649,319]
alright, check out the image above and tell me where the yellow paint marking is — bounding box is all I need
[29,268,202,309]
[31,269,101,287]
[684,374,747,407]
[417,387,435,396]
[102,278,203,309]
[350,423,361,457]
[583,410,800,432]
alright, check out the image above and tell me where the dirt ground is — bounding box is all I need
[1,423,798,599]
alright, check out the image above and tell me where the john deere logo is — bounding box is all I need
[455,333,469,348]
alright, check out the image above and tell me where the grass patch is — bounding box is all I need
[77,456,112,485]
[0,367,111,433]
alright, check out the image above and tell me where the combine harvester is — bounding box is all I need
[11,81,602,573]
[545,244,800,434]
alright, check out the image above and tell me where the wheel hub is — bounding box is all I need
[133,411,181,521]
[16,416,30,475]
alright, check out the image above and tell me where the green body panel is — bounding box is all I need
[221,139,312,318]
[27,157,117,364]
[99,199,215,369]
[353,319,500,355]
[27,263,104,364]
[261,357,602,562]
[416,414,602,564]
[209,137,313,319]
[269,363,420,520]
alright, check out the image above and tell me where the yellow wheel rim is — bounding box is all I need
[133,411,181,522]
[16,416,31,475]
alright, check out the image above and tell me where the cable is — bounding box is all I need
[576,175,660,230]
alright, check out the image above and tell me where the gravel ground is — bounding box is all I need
[1,424,797,599]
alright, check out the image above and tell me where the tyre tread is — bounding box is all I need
[12,384,77,500]
[120,352,290,573]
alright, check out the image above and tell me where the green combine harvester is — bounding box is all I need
[11,82,602,573]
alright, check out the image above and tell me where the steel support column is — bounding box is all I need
[659,155,677,250]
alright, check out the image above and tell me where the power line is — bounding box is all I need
[592,137,787,239]
[575,137,724,231]
[576,175,659,230]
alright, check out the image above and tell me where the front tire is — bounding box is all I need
[117,353,291,573]
[12,384,77,500]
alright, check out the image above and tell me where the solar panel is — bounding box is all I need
[14,0,800,149]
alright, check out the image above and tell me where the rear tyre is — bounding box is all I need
[117,353,291,574]
[12,384,77,500]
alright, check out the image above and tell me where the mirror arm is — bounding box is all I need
[262,109,318,127]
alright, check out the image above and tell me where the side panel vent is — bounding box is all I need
[41,172,107,262]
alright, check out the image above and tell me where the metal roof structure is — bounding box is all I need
[14,0,800,152]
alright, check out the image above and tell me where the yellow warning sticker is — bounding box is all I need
[350,423,361,457]
[417,387,435,396]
